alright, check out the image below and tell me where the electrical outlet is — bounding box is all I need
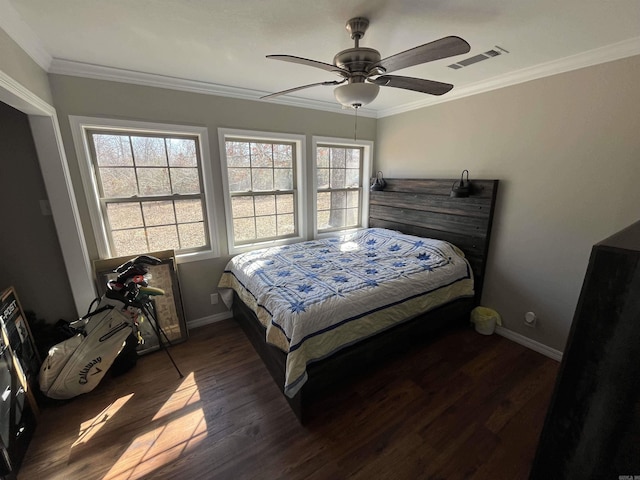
[210,293,218,305]
[524,311,537,328]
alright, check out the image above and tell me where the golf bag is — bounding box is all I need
[39,304,135,399]
[39,255,163,400]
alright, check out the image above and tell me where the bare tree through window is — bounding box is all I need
[89,131,208,257]
[224,139,297,245]
[316,145,363,232]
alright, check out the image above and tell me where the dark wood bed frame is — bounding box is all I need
[233,178,499,422]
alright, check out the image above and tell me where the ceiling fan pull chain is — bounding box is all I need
[354,107,358,141]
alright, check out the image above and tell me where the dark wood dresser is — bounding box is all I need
[530,220,640,478]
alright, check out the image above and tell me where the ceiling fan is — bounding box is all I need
[261,17,471,108]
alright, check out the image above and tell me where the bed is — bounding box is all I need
[219,178,499,422]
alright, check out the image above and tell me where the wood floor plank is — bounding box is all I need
[18,319,558,480]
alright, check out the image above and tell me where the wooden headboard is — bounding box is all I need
[369,178,499,304]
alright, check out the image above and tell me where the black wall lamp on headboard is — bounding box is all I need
[450,169,472,198]
[370,171,386,191]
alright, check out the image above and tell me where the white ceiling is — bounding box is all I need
[3,0,640,117]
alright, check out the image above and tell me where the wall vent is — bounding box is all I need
[448,46,509,70]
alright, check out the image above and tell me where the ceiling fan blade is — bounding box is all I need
[372,36,470,74]
[260,80,344,100]
[266,55,349,76]
[370,75,454,96]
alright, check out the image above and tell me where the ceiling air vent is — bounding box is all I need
[448,46,509,70]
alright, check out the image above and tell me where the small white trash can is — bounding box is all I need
[470,306,502,335]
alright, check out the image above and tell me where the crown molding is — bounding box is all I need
[4,1,638,121]
[377,36,640,118]
[49,58,378,118]
[50,35,640,120]
[0,0,52,71]
[0,68,54,115]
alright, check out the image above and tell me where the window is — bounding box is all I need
[219,129,306,252]
[71,117,219,262]
[313,137,373,236]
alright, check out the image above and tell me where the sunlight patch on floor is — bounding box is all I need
[152,372,200,421]
[102,373,207,480]
[72,393,134,449]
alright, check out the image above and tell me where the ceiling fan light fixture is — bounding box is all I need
[264,17,470,107]
[334,82,380,108]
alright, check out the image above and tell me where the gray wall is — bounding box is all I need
[48,74,377,322]
[0,101,76,322]
[0,27,76,324]
[0,27,52,105]
[376,54,640,351]
[4,21,640,353]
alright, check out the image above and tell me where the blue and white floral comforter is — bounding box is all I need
[218,228,473,398]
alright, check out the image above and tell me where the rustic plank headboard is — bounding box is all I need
[369,178,499,304]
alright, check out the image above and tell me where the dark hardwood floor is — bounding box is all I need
[18,319,559,480]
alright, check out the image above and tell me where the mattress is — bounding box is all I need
[218,227,474,398]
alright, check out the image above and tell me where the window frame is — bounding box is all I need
[218,128,307,254]
[312,136,373,238]
[70,116,220,263]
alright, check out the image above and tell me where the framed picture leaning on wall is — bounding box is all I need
[93,249,188,355]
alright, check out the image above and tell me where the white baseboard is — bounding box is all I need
[187,311,233,330]
[495,326,563,362]
[186,313,563,362]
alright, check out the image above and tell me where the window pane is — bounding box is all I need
[346,208,359,226]
[346,168,360,188]
[226,142,250,167]
[175,199,203,223]
[224,137,298,246]
[273,144,292,168]
[171,168,200,194]
[256,215,277,238]
[277,214,295,235]
[147,225,180,251]
[316,144,363,233]
[317,210,330,230]
[330,168,346,189]
[88,128,211,257]
[231,196,254,218]
[330,148,346,168]
[317,147,329,168]
[274,169,293,190]
[346,149,360,168]
[106,202,143,230]
[317,168,329,189]
[167,138,197,167]
[251,143,273,168]
[252,168,273,191]
[93,134,133,166]
[178,222,205,249]
[99,168,137,197]
[328,209,345,228]
[138,168,171,195]
[330,191,347,209]
[254,195,276,216]
[112,229,147,257]
[317,192,331,210]
[228,168,251,192]
[276,194,294,214]
[142,201,175,226]
[131,136,167,166]
[234,218,256,241]
[318,210,329,230]
[347,190,360,208]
